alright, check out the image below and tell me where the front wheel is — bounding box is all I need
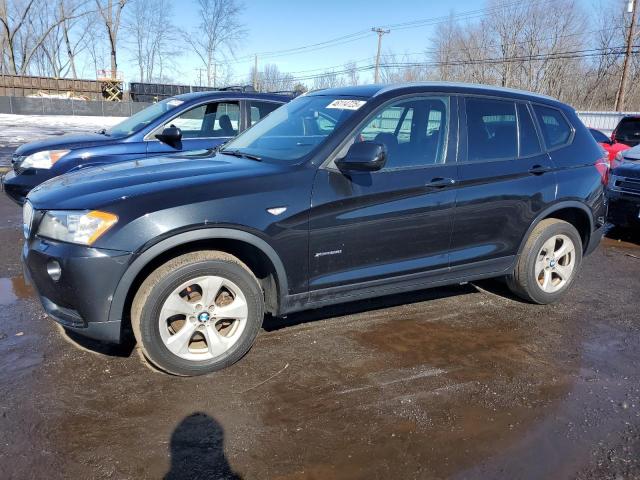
[131,251,264,376]
[506,219,583,304]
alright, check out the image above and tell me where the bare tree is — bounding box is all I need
[125,0,177,82]
[343,60,359,85]
[184,0,245,87]
[249,63,293,91]
[313,70,345,89]
[0,0,90,75]
[95,0,127,77]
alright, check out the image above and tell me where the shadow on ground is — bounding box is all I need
[605,225,640,246]
[165,412,241,480]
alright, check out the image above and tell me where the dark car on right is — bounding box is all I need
[608,160,640,228]
[611,115,640,147]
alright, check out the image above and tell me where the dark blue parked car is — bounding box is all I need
[1,90,291,204]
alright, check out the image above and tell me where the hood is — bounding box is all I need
[613,158,640,179]
[621,144,640,161]
[15,132,117,156]
[27,150,284,210]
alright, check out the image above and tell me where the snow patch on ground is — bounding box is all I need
[0,114,122,166]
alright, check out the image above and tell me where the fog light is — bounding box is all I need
[46,259,62,282]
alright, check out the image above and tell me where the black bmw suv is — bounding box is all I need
[22,83,608,376]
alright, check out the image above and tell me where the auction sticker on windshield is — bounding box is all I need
[167,99,184,108]
[326,99,366,110]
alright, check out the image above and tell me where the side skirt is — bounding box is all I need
[279,255,516,315]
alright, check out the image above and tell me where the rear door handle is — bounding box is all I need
[529,165,552,175]
[426,177,456,189]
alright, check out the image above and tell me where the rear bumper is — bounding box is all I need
[22,237,132,344]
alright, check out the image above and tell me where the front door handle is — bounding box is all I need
[426,177,456,189]
[529,165,552,175]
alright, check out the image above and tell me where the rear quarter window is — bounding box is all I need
[533,105,573,149]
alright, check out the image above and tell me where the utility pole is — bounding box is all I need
[253,54,259,91]
[372,27,390,83]
[615,0,638,111]
[195,68,206,87]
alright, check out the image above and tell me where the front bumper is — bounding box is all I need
[22,236,132,343]
[1,168,53,205]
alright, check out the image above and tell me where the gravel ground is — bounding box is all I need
[0,165,639,477]
[0,114,122,166]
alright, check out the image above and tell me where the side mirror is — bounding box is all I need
[155,125,182,148]
[335,142,386,172]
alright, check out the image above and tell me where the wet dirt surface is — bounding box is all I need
[0,193,639,479]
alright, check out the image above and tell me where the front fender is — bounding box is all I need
[106,227,288,324]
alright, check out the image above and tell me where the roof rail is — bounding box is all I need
[216,85,256,93]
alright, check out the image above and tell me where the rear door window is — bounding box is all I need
[466,97,518,162]
[532,105,572,149]
[517,103,542,156]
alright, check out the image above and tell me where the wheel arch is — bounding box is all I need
[516,201,594,257]
[107,228,288,329]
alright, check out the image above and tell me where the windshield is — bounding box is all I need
[221,95,367,161]
[106,98,184,137]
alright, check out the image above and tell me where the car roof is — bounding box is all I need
[308,82,563,106]
[172,90,292,102]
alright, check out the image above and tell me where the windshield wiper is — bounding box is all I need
[221,149,262,161]
[96,128,110,136]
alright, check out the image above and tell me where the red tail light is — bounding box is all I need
[595,155,610,185]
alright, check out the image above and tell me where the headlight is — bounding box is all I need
[37,210,118,245]
[21,150,70,169]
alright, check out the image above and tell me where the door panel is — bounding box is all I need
[450,98,556,268]
[308,95,457,291]
[309,166,457,289]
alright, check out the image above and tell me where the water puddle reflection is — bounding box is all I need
[0,276,34,305]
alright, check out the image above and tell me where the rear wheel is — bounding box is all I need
[131,251,264,376]
[506,219,582,304]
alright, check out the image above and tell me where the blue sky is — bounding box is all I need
[115,0,602,87]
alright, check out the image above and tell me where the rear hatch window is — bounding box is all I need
[616,118,640,145]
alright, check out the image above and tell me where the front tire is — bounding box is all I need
[506,219,583,304]
[131,251,264,376]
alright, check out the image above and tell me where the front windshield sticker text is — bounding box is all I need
[326,99,366,110]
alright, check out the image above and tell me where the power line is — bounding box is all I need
[227,0,552,65]
[283,45,637,83]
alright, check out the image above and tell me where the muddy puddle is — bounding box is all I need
[254,309,580,479]
[0,275,33,305]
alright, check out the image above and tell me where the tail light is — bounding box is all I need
[595,154,610,185]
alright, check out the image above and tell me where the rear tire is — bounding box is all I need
[131,251,264,376]
[506,219,582,304]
